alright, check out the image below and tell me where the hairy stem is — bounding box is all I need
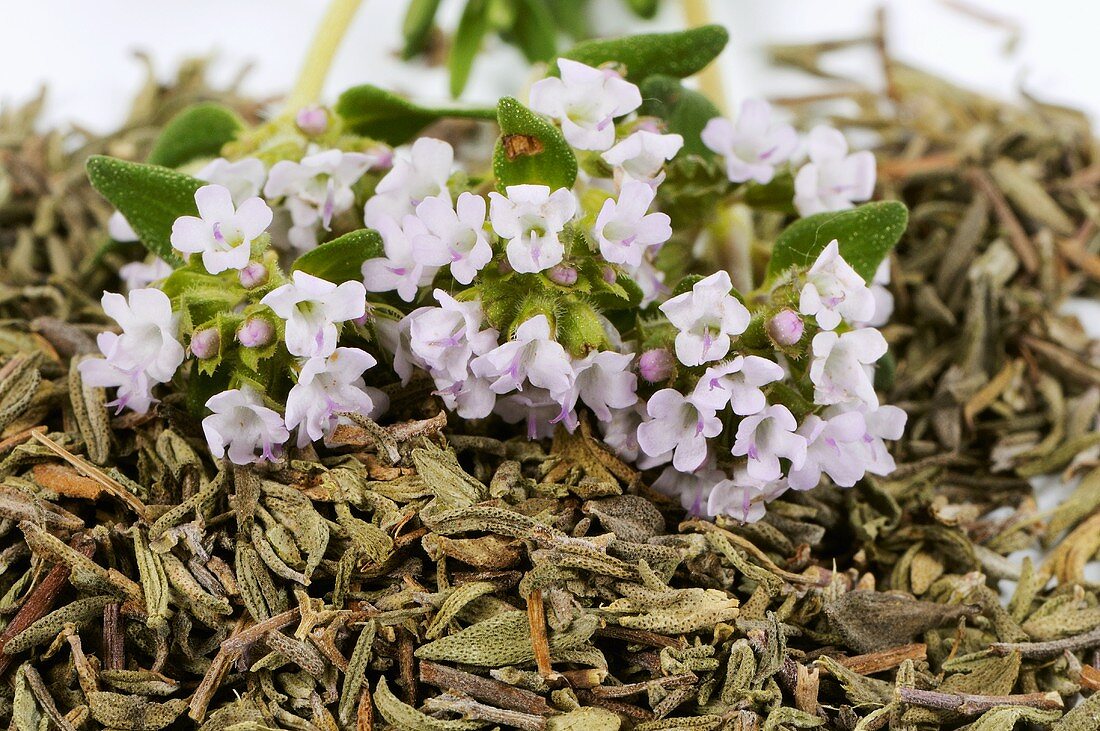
[284,0,366,115]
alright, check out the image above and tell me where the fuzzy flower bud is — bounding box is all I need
[238,261,269,289]
[295,106,329,136]
[237,318,274,348]
[547,263,578,286]
[190,328,220,359]
[638,348,675,383]
[602,266,617,284]
[767,309,804,346]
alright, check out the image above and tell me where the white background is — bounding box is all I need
[1,0,1098,132]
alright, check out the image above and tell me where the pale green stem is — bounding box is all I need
[283,0,366,116]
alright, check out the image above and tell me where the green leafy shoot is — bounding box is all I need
[292,229,384,284]
[559,25,728,83]
[335,84,496,146]
[145,103,245,169]
[637,75,722,158]
[492,97,577,191]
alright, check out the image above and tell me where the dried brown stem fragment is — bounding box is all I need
[990,624,1100,659]
[526,589,553,678]
[419,661,554,716]
[838,643,928,675]
[897,687,1063,715]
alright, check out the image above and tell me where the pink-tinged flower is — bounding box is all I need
[410,193,492,285]
[189,328,220,359]
[93,288,184,383]
[547,264,578,286]
[285,347,386,447]
[170,185,273,273]
[731,404,807,481]
[408,290,498,382]
[433,372,497,420]
[489,185,576,274]
[594,181,672,267]
[494,388,562,440]
[654,459,727,517]
[809,329,888,408]
[692,355,785,415]
[701,99,798,185]
[375,311,427,384]
[601,130,684,184]
[853,404,907,476]
[261,271,366,358]
[787,411,868,491]
[295,106,329,136]
[864,259,894,328]
[237,318,275,348]
[202,387,290,465]
[626,258,669,307]
[638,348,675,383]
[659,271,750,366]
[238,261,269,289]
[78,358,156,415]
[636,389,722,472]
[706,468,789,523]
[556,350,637,428]
[195,157,267,203]
[600,402,647,464]
[470,315,573,399]
[108,212,139,242]
[766,309,804,346]
[529,59,643,151]
[361,213,437,302]
[794,126,876,216]
[799,240,876,330]
[266,148,375,251]
[364,137,453,223]
[119,258,172,292]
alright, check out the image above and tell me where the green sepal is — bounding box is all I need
[292,228,384,284]
[492,97,577,191]
[401,0,442,59]
[558,25,728,83]
[581,260,643,312]
[86,156,202,266]
[178,285,246,333]
[186,364,231,419]
[146,103,245,169]
[766,381,816,422]
[766,201,909,282]
[638,76,721,158]
[236,308,284,374]
[192,311,245,377]
[556,298,608,356]
[335,84,496,146]
[449,0,491,97]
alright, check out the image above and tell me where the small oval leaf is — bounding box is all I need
[767,201,909,282]
[559,25,728,83]
[637,75,721,158]
[335,84,495,146]
[146,103,244,169]
[292,229,384,284]
[492,97,577,191]
[86,156,202,266]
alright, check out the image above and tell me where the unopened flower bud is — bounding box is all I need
[639,348,674,383]
[237,318,274,348]
[295,105,329,136]
[767,309,804,346]
[238,261,269,289]
[601,266,617,284]
[547,263,578,286]
[190,328,220,359]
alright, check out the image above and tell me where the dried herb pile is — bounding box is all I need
[0,47,1099,731]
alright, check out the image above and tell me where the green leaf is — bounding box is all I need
[511,0,558,63]
[559,25,728,83]
[86,156,203,266]
[292,229,384,284]
[767,201,909,282]
[335,84,496,146]
[492,97,577,191]
[401,0,442,59]
[449,0,491,97]
[638,75,721,158]
[146,103,244,169]
[743,171,797,214]
[623,0,659,19]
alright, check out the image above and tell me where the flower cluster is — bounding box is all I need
[88,56,904,524]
